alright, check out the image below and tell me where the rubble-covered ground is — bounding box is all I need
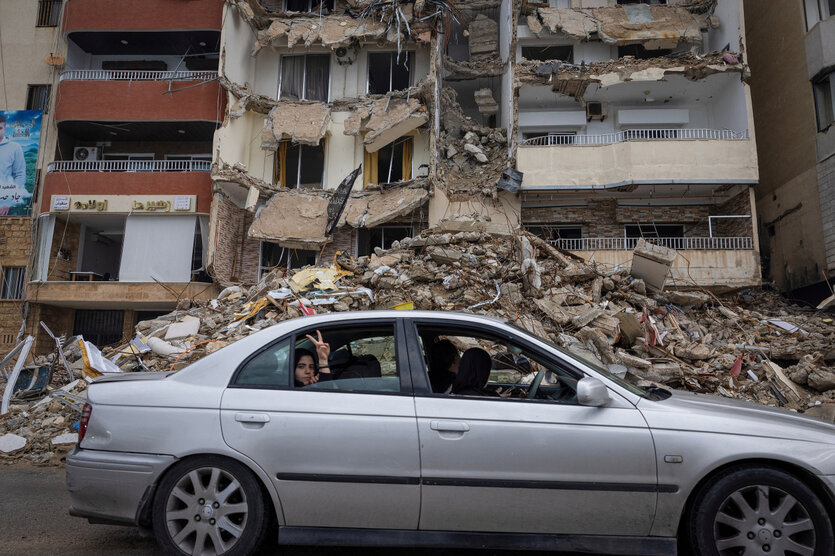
[3,230,835,465]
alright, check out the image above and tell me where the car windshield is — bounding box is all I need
[505,321,650,399]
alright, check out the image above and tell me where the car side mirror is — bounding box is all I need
[577,377,611,407]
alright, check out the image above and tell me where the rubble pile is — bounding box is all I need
[4,230,835,464]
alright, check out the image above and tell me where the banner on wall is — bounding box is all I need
[0,110,42,216]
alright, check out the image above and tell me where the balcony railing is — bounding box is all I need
[59,70,218,82]
[47,160,212,173]
[521,128,749,147]
[551,237,754,251]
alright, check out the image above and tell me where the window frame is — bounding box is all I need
[813,71,835,132]
[366,51,415,95]
[229,319,413,394]
[273,139,326,189]
[35,0,62,27]
[363,136,413,187]
[405,319,587,402]
[0,267,25,300]
[25,85,51,112]
[278,53,331,102]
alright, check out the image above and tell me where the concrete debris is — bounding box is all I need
[253,13,393,52]
[345,97,429,153]
[473,88,498,116]
[6,229,835,465]
[249,185,430,248]
[531,6,710,49]
[631,238,677,292]
[468,14,499,57]
[262,102,331,148]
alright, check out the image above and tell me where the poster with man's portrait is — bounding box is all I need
[0,110,42,216]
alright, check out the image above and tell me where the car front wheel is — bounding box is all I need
[690,466,834,556]
[152,456,268,556]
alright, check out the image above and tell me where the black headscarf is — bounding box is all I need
[451,348,493,395]
[428,339,458,393]
[293,347,317,387]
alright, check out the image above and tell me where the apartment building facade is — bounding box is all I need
[25,0,224,352]
[514,0,760,289]
[0,0,63,353]
[218,0,760,290]
[744,0,835,294]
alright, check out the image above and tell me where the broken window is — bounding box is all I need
[259,242,317,275]
[813,71,835,131]
[280,54,330,101]
[363,137,413,187]
[0,267,25,299]
[522,131,576,145]
[357,225,413,257]
[274,141,325,189]
[284,0,334,13]
[367,52,414,94]
[617,44,672,60]
[521,45,573,63]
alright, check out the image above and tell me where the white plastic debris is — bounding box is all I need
[164,318,201,340]
[147,337,186,356]
[0,433,27,453]
[51,433,78,445]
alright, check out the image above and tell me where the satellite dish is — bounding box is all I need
[45,53,65,66]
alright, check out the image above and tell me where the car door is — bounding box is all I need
[220,319,421,530]
[407,319,659,536]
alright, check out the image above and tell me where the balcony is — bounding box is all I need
[517,129,758,189]
[62,0,223,33]
[550,236,754,251]
[553,238,760,289]
[42,169,213,214]
[54,71,223,124]
[28,281,218,310]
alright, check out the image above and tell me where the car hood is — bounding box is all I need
[638,389,835,445]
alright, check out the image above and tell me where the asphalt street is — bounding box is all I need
[0,463,600,556]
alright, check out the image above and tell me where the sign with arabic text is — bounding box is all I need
[50,195,197,214]
[0,110,42,216]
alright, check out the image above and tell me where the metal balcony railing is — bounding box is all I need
[521,128,749,147]
[551,236,754,251]
[47,160,212,173]
[59,70,218,82]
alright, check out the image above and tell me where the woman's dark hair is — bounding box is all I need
[452,348,492,394]
[294,347,317,371]
[430,339,458,374]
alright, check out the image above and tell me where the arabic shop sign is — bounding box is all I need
[50,195,196,213]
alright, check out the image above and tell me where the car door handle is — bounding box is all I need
[430,420,470,432]
[235,413,270,423]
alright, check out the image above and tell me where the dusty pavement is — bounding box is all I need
[0,463,601,556]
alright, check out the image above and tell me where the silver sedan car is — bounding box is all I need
[67,311,835,556]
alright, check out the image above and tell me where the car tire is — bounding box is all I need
[690,466,834,556]
[152,456,269,556]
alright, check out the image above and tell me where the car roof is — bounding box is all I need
[284,310,507,326]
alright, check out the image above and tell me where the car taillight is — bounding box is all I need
[78,403,92,444]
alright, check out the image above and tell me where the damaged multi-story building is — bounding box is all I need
[744,0,835,295]
[214,0,760,290]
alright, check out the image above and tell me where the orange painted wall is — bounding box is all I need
[63,0,223,32]
[41,172,213,213]
[55,80,224,122]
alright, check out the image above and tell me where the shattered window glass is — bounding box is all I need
[368,52,414,94]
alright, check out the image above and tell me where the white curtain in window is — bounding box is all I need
[119,215,196,282]
[280,56,304,100]
[34,214,55,282]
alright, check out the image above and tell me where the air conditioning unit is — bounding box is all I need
[586,102,607,122]
[73,146,99,162]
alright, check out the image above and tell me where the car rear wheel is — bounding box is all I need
[152,456,268,556]
[690,467,834,556]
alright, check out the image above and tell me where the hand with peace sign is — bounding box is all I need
[305,329,331,375]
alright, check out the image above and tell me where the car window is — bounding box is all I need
[415,324,582,404]
[234,338,291,388]
[294,324,403,393]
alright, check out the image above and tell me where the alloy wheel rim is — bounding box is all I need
[713,484,816,555]
[164,467,249,556]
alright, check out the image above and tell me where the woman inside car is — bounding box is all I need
[451,347,499,397]
[293,330,332,387]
